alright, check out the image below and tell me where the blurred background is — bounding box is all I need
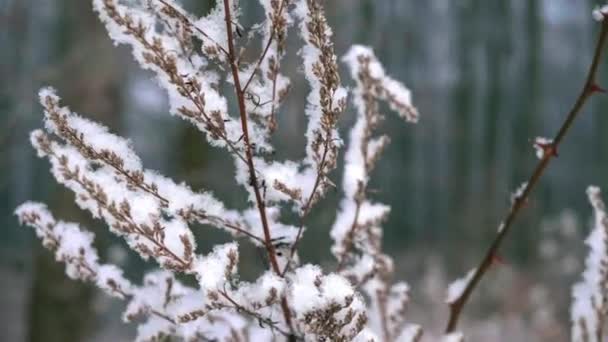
[2,0,608,341]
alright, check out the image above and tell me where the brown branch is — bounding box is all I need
[222,1,296,339]
[222,0,279,276]
[445,19,608,333]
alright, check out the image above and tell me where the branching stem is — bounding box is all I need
[222,1,296,338]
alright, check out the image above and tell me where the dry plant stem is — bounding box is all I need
[109,4,247,164]
[45,112,260,242]
[222,1,296,338]
[51,153,190,269]
[445,19,608,333]
[242,0,286,93]
[222,0,279,278]
[36,220,177,325]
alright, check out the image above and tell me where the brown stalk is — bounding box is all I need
[445,19,608,333]
[222,1,296,338]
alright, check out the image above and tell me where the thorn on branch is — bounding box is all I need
[533,138,558,159]
[491,253,507,267]
[589,83,607,94]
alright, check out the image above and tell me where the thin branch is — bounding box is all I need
[223,0,279,276]
[218,289,299,339]
[156,0,230,57]
[191,211,265,244]
[445,19,608,333]
[102,2,248,164]
[335,193,363,272]
[222,1,296,338]
[282,123,333,276]
[241,0,286,93]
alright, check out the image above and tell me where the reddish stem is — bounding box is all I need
[222,1,295,338]
[445,20,608,333]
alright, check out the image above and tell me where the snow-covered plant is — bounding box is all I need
[16,1,608,341]
[571,187,608,342]
[16,0,424,340]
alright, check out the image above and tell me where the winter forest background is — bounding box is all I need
[3,0,608,341]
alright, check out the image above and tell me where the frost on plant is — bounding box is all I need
[17,0,425,340]
[445,269,476,305]
[571,186,608,342]
[21,0,608,340]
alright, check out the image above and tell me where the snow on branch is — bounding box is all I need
[241,0,292,133]
[288,264,368,340]
[331,45,421,341]
[445,269,476,305]
[93,0,271,156]
[441,332,465,342]
[39,88,257,244]
[15,202,132,298]
[18,0,437,340]
[32,129,197,271]
[294,0,347,210]
[14,202,288,340]
[593,4,608,22]
[571,186,608,342]
[17,0,608,340]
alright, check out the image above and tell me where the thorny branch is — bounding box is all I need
[445,18,608,333]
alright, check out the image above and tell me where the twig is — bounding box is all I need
[445,18,608,333]
[241,0,286,93]
[112,287,177,325]
[222,1,296,339]
[282,122,333,276]
[191,211,265,244]
[218,289,299,339]
[156,0,230,57]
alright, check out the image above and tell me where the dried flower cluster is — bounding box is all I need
[17,0,421,341]
[16,0,608,341]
